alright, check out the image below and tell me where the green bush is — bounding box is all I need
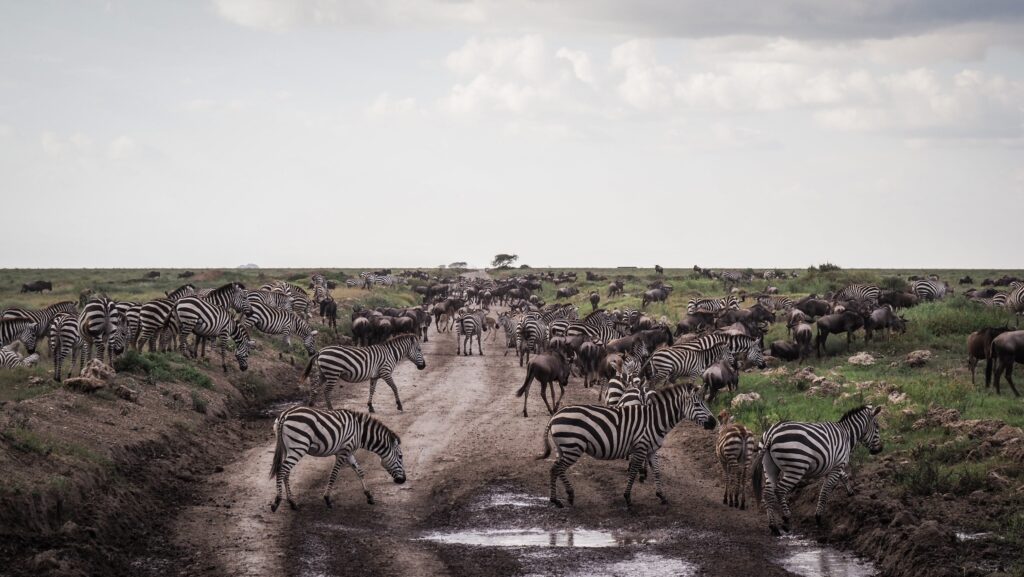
[191,390,208,414]
[114,350,213,388]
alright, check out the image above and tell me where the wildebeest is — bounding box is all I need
[769,341,801,362]
[20,280,52,293]
[794,297,831,318]
[878,290,919,310]
[864,306,907,342]
[145,271,161,279]
[702,359,738,402]
[642,287,671,309]
[515,349,575,417]
[655,264,664,275]
[716,304,775,329]
[792,322,813,359]
[177,270,195,279]
[816,311,865,357]
[675,313,711,336]
[967,327,1011,385]
[990,330,1024,396]
[556,286,579,299]
[959,276,974,285]
[589,292,600,311]
[607,281,624,298]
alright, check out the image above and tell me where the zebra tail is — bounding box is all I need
[515,365,535,398]
[751,450,765,505]
[301,352,318,382]
[269,416,285,479]
[536,420,554,460]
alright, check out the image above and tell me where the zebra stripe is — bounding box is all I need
[1006,283,1024,321]
[833,284,881,305]
[753,405,883,535]
[0,348,39,369]
[716,413,755,509]
[269,405,405,511]
[49,313,80,381]
[174,296,253,372]
[455,310,487,356]
[516,314,548,367]
[912,279,949,301]
[687,296,740,316]
[303,334,426,412]
[245,300,318,355]
[2,301,77,339]
[539,384,716,507]
[647,341,733,384]
[756,295,794,312]
[77,298,122,364]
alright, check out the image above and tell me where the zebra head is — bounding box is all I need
[688,391,717,430]
[232,322,252,372]
[366,417,406,484]
[405,336,426,370]
[743,343,766,369]
[855,405,884,454]
[19,322,39,355]
[232,283,252,315]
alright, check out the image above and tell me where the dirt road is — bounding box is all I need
[169,281,871,577]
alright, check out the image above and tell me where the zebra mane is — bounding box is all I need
[582,308,607,322]
[209,283,243,296]
[838,405,871,423]
[44,301,77,312]
[384,333,419,345]
[358,412,401,445]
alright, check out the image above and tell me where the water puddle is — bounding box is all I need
[420,528,652,548]
[527,552,697,577]
[474,489,548,509]
[779,538,876,577]
[955,531,991,542]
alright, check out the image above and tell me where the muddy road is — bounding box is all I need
[168,303,873,576]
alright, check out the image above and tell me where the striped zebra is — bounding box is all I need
[687,296,740,316]
[248,289,293,310]
[606,377,654,408]
[497,312,519,356]
[647,341,733,384]
[538,384,716,507]
[721,271,745,289]
[360,273,396,289]
[1006,283,1024,325]
[345,279,361,288]
[173,297,253,372]
[49,313,80,381]
[1,301,78,340]
[455,309,487,356]
[756,295,794,312]
[716,411,755,510]
[752,405,883,535]
[0,348,39,368]
[833,284,881,306]
[720,333,767,369]
[77,297,123,364]
[165,283,196,300]
[516,314,548,367]
[302,334,426,412]
[269,405,405,511]
[245,301,318,355]
[971,292,1008,308]
[912,279,949,301]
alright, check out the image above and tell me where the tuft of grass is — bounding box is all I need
[114,350,213,388]
[2,427,52,455]
[191,390,208,414]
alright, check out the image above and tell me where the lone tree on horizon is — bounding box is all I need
[492,254,518,269]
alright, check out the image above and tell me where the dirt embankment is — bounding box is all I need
[0,349,301,577]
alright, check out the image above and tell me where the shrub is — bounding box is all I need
[191,390,208,414]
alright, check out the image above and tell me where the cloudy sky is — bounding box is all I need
[2,1,1022,269]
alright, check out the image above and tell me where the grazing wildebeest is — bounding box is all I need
[655,264,664,275]
[794,297,831,318]
[515,349,575,417]
[792,322,813,359]
[815,311,865,357]
[959,276,974,285]
[145,271,161,279]
[177,270,195,279]
[675,313,711,336]
[716,304,775,328]
[967,327,1011,386]
[556,286,579,300]
[702,359,738,402]
[878,290,919,311]
[990,330,1024,396]
[864,306,907,342]
[642,287,670,309]
[20,280,52,293]
[607,281,624,298]
[589,292,600,312]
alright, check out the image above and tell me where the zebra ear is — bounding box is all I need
[872,406,882,416]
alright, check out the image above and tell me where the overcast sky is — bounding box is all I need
[2,1,1022,269]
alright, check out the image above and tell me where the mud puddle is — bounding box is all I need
[779,537,877,577]
[526,552,698,577]
[421,527,649,548]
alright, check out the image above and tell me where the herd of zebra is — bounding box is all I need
[5,269,1024,537]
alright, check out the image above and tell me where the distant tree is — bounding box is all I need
[438,264,447,270]
[449,261,467,269]
[816,262,842,272]
[492,254,519,269]
[519,264,530,269]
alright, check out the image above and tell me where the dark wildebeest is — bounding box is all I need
[815,311,865,357]
[589,292,600,312]
[769,341,801,362]
[795,297,831,318]
[702,359,738,402]
[959,276,974,285]
[145,271,161,279]
[515,349,575,417]
[786,309,808,336]
[351,316,373,346]
[675,313,712,336]
[991,331,1024,396]
[967,327,1012,386]
[556,286,579,299]
[655,264,664,275]
[716,304,775,328]
[607,280,624,298]
[641,287,670,309]
[864,306,907,342]
[320,300,338,331]
[20,281,52,293]
[177,270,195,279]
[577,340,606,389]
[878,290,919,311]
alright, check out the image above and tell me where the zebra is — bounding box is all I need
[245,300,318,355]
[912,279,949,301]
[606,377,654,408]
[77,298,123,364]
[302,334,426,412]
[200,283,252,315]
[752,405,883,535]
[716,410,755,509]
[360,273,396,289]
[756,295,794,312]
[833,284,881,306]
[248,289,293,310]
[497,312,519,356]
[686,296,740,316]
[1006,283,1024,325]
[0,318,39,355]
[721,271,745,289]
[646,341,733,385]
[49,313,80,381]
[345,279,361,288]
[1,301,78,341]
[173,297,253,372]
[269,405,405,511]
[516,314,548,367]
[455,309,487,356]
[971,292,1007,308]
[165,283,196,300]
[538,384,716,508]
[0,348,39,368]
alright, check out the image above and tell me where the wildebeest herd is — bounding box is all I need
[3,268,1024,536]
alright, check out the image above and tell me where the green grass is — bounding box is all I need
[114,350,213,388]
[0,366,59,402]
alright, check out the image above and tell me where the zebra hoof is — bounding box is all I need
[550,498,564,508]
[782,518,791,532]
[657,492,668,505]
[396,403,404,412]
[815,514,823,527]
[623,493,632,507]
[271,498,281,512]
[324,495,332,509]
[365,491,375,505]
[770,525,781,537]
[288,499,298,511]
[368,405,376,413]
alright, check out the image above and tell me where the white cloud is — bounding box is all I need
[107,136,138,160]
[366,92,419,117]
[556,47,595,85]
[40,132,94,157]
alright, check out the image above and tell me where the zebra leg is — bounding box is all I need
[272,453,302,512]
[814,468,847,527]
[456,334,461,356]
[347,454,375,505]
[721,460,731,505]
[760,453,783,535]
[219,334,228,373]
[650,452,667,505]
[367,378,378,413]
[323,456,345,508]
[549,454,578,508]
[477,333,483,355]
[740,461,749,510]
[624,451,647,507]
[383,376,403,411]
